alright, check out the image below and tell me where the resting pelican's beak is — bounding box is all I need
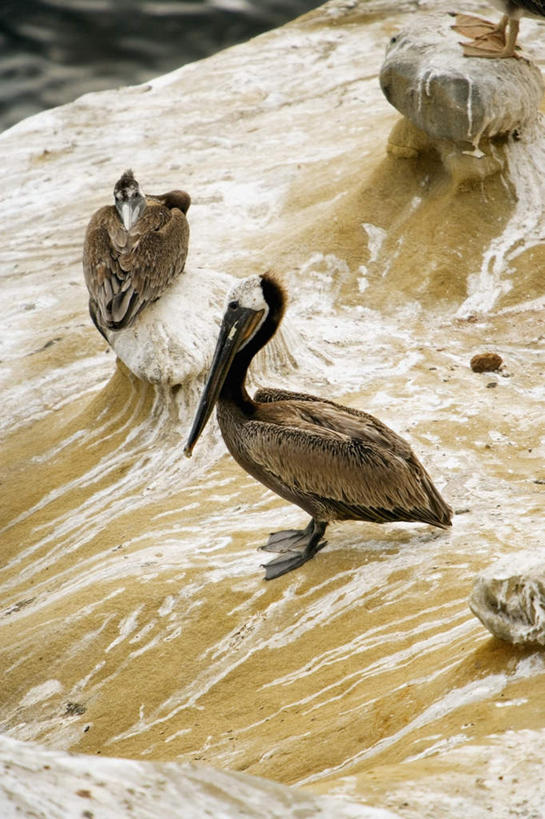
[184,305,264,457]
[117,195,146,230]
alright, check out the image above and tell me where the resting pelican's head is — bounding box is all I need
[114,169,146,230]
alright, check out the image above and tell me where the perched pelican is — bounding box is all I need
[184,274,452,580]
[452,1,545,58]
[83,169,190,335]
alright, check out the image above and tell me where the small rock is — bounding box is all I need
[469,551,545,645]
[470,352,503,372]
[65,702,86,716]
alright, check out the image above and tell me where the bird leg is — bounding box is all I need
[261,519,328,580]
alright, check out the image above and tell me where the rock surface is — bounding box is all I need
[380,13,544,147]
[104,268,231,385]
[2,0,545,817]
[469,550,545,645]
[1,734,388,819]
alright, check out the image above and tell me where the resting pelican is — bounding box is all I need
[83,169,190,335]
[452,1,545,58]
[184,274,452,580]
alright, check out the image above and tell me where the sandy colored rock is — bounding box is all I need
[1,0,545,816]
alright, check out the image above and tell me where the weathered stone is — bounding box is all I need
[385,116,507,183]
[469,551,545,645]
[104,267,295,387]
[0,734,383,819]
[470,352,503,372]
[4,1,545,817]
[105,268,230,386]
[380,13,544,147]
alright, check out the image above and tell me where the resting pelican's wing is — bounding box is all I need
[83,200,189,330]
[122,201,189,308]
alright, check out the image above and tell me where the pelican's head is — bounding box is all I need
[223,275,270,344]
[114,169,146,230]
[184,274,284,458]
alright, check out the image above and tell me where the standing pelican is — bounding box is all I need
[452,1,545,58]
[184,274,452,580]
[83,169,190,335]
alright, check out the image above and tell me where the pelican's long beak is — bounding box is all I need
[117,195,146,230]
[184,304,264,457]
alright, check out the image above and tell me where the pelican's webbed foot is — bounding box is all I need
[450,11,520,59]
[450,13,500,39]
[260,519,317,553]
[261,519,328,580]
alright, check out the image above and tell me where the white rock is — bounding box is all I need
[0,734,393,819]
[106,267,233,385]
[469,550,545,645]
[380,13,544,147]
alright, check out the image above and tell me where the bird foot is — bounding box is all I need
[262,540,328,581]
[260,528,314,553]
[451,12,521,58]
[450,13,500,39]
[461,40,520,59]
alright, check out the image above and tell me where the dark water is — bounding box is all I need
[0,0,320,133]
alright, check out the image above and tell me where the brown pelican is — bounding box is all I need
[184,274,452,580]
[452,1,545,57]
[83,169,190,335]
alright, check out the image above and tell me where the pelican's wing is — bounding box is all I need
[83,203,188,330]
[125,202,189,304]
[148,189,191,215]
[254,387,323,404]
[244,399,452,527]
[83,205,141,330]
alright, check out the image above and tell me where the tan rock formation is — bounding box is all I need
[1,0,545,816]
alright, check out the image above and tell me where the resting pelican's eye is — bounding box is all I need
[228,300,239,310]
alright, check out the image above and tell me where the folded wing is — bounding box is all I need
[243,393,452,527]
[83,197,189,331]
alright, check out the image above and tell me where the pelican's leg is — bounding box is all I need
[500,18,520,58]
[261,519,328,581]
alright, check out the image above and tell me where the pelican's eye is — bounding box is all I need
[228,300,239,311]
